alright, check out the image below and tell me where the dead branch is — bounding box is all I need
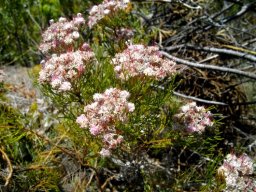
[220,1,256,24]
[164,44,256,64]
[0,148,13,187]
[160,51,256,80]
[248,140,256,151]
[204,1,256,30]
[152,84,228,105]
[101,175,117,190]
[173,91,228,106]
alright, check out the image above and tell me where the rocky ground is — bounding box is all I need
[2,66,40,113]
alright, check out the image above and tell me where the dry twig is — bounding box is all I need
[173,91,228,106]
[161,51,256,80]
[0,148,13,186]
[165,44,256,64]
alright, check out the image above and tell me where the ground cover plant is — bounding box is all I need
[0,0,255,191]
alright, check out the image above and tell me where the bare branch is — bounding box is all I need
[164,44,256,64]
[173,91,228,106]
[220,1,256,24]
[160,51,256,80]
[0,148,13,187]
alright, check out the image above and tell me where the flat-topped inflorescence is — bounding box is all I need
[76,88,135,156]
[38,43,97,92]
[88,0,130,28]
[174,102,213,133]
[217,153,255,191]
[112,44,177,80]
[39,13,85,55]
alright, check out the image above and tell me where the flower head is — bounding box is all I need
[76,88,135,156]
[39,13,85,55]
[76,114,89,128]
[112,44,177,80]
[174,102,213,133]
[38,45,97,92]
[99,148,111,157]
[88,0,130,28]
[217,153,255,191]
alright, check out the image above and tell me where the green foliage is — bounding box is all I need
[0,102,62,190]
[0,0,100,67]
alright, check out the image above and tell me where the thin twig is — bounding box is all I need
[173,91,228,106]
[177,0,202,9]
[164,44,256,64]
[221,1,256,24]
[243,38,256,46]
[204,1,256,30]
[231,101,256,106]
[0,148,13,186]
[85,169,96,189]
[199,54,219,63]
[248,140,256,152]
[191,46,256,64]
[161,51,256,80]
[101,175,117,190]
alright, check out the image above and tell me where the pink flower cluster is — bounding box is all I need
[39,44,97,92]
[88,0,130,28]
[112,44,177,80]
[217,153,255,191]
[76,88,135,156]
[174,102,213,133]
[39,13,85,55]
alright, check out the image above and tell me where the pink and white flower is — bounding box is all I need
[38,44,97,92]
[174,102,213,133]
[39,13,85,55]
[217,153,255,191]
[88,0,130,28]
[112,44,177,80]
[76,88,135,156]
[99,148,111,157]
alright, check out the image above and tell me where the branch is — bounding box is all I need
[248,140,256,151]
[101,175,117,190]
[220,1,256,24]
[204,1,256,30]
[191,46,256,64]
[177,0,202,10]
[0,148,13,187]
[173,91,228,106]
[164,44,256,64]
[160,51,256,80]
[231,101,256,106]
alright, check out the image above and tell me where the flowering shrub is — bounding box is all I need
[39,13,85,55]
[38,44,97,92]
[217,153,256,191]
[173,102,213,133]
[88,0,130,28]
[34,8,224,190]
[112,44,177,80]
[76,88,135,156]
[32,2,244,191]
